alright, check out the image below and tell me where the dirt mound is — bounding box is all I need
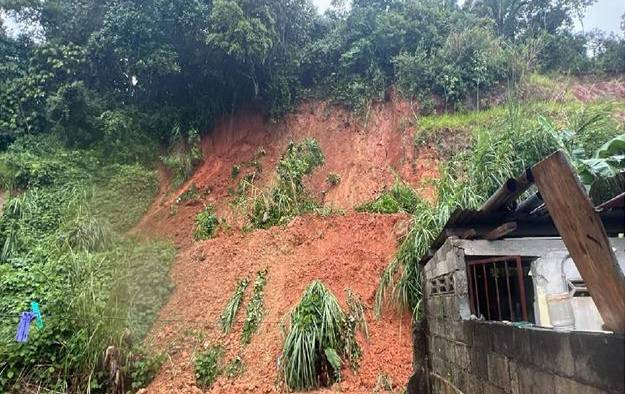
[136,97,440,393]
[137,97,438,248]
[145,213,412,393]
[571,77,625,102]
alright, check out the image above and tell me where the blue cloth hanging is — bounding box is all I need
[31,302,44,329]
[16,312,36,343]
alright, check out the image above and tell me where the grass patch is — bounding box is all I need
[0,137,175,392]
[356,180,421,214]
[220,278,249,334]
[241,269,268,344]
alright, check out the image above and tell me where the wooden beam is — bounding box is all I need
[533,150,625,333]
[483,222,517,240]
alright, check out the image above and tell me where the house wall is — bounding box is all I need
[421,238,625,394]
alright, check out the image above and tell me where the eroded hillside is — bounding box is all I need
[136,98,441,393]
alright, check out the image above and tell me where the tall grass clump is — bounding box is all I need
[375,100,624,318]
[241,269,268,344]
[250,139,324,228]
[281,282,366,390]
[220,278,249,333]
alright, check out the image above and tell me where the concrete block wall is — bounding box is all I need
[422,239,625,394]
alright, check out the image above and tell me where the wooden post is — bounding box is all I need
[533,150,625,333]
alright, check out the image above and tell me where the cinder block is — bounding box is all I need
[487,352,510,389]
[454,270,468,295]
[515,363,555,394]
[451,367,467,392]
[491,324,532,365]
[570,331,625,393]
[553,375,606,394]
[454,342,471,369]
[529,327,574,378]
[484,382,507,394]
[469,344,489,380]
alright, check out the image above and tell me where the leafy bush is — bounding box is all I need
[193,205,219,240]
[281,282,367,390]
[241,269,268,344]
[195,345,225,389]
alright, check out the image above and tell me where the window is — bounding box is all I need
[467,256,535,323]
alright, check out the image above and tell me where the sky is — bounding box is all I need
[311,0,625,36]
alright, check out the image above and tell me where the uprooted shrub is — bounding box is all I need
[250,138,324,228]
[280,281,366,391]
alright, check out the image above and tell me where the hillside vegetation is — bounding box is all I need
[1,0,625,392]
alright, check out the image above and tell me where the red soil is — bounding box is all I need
[137,97,440,393]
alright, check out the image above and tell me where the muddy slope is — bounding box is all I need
[138,97,440,393]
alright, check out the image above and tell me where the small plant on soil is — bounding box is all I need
[345,289,369,369]
[250,139,324,228]
[280,281,367,391]
[176,183,200,204]
[231,164,241,179]
[220,278,249,333]
[374,373,394,392]
[241,269,268,344]
[193,204,219,240]
[224,355,245,378]
[356,179,420,214]
[326,172,341,186]
[195,345,224,389]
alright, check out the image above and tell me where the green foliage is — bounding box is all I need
[194,345,225,389]
[193,205,220,241]
[357,180,421,214]
[281,282,367,390]
[250,139,325,228]
[241,269,268,344]
[220,278,249,334]
[127,348,167,392]
[0,140,174,392]
[92,164,159,232]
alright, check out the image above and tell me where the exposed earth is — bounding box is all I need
[132,76,625,393]
[136,97,438,393]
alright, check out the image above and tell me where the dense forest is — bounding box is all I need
[1,0,624,392]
